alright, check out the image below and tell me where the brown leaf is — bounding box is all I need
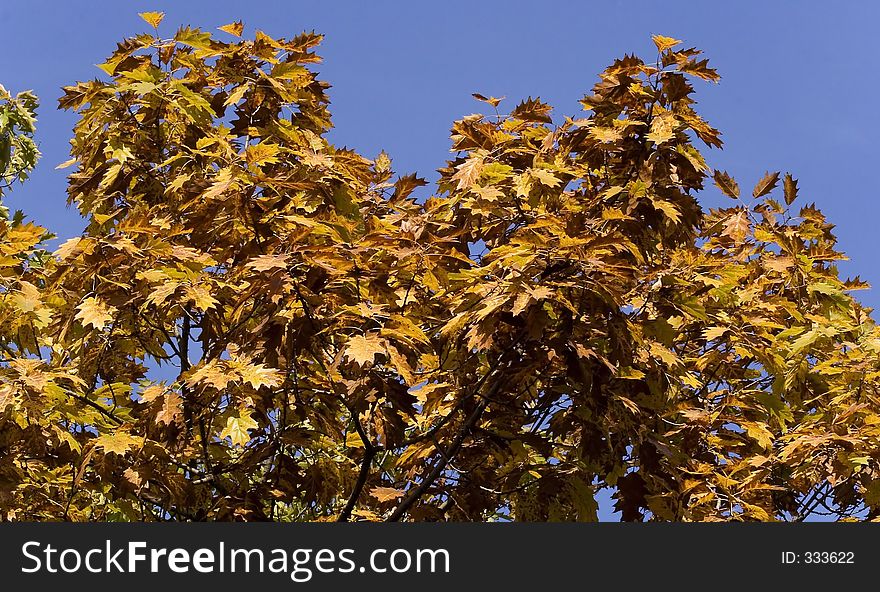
[752,171,780,198]
[392,173,428,201]
[721,209,750,241]
[783,173,799,206]
[713,170,740,199]
[511,97,552,123]
[472,93,504,108]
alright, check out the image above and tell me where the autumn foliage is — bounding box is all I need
[1,16,879,522]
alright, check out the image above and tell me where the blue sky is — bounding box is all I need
[2,1,876,520]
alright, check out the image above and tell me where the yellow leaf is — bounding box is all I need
[93,211,116,224]
[245,142,280,166]
[529,168,560,187]
[650,343,680,367]
[513,173,533,198]
[616,396,640,414]
[75,297,116,330]
[187,361,233,390]
[385,343,415,385]
[247,253,289,272]
[752,171,780,199]
[156,392,183,425]
[590,126,623,143]
[95,431,140,456]
[370,487,405,503]
[218,21,244,37]
[617,367,645,380]
[451,155,484,190]
[345,431,365,448]
[138,11,165,29]
[12,281,41,313]
[652,34,682,52]
[645,110,677,145]
[511,291,531,316]
[703,326,728,341]
[221,413,259,447]
[721,210,749,241]
[344,333,387,367]
[55,158,78,170]
[224,84,249,107]
[472,93,504,108]
[765,256,794,273]
[140,384,166,403]
[471,185,504,201]
[743,421,774,450]
[238,361,282,389]
[186,285,219,312]
[202,168,235,200]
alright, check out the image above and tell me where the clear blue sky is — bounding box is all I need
[2,1,876,520]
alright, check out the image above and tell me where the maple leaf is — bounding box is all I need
[187,361,234,390]
[472,93,504,108]
[344,333,386,367]
[713,170,740,199]
[245,142,280,166]
[138,12,165,29]
[590,126,623,143]
[374,151,391,173]
[370,487,405,503]
[218,21,244,37]
[156,392,183,425]
[529,168,560,187]
[471,185,504,201]
[53,237,84,259]
[95,432,140,456]
[652,34,682,52]
[783,173,799,205]
[752,171,780,198]
[646,110,677,145]
[238,361,282,389]
[75,297,116,330]
[247,253,289,272]
[221,413,259,447]
[765,256,794,273]
[392,173,428,201]
[186,285,219,312]
[140,384,166,403]
[721,209,750,241]
[510,97,552,123]
[451,155,484,190]
[12,281,41,313]
[175,26,213,51]
[703,326,728,340]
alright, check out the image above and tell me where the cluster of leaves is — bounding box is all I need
[1,18,879,521]
[0,85,40,200]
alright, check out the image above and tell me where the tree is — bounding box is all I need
[1,18,878,522]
